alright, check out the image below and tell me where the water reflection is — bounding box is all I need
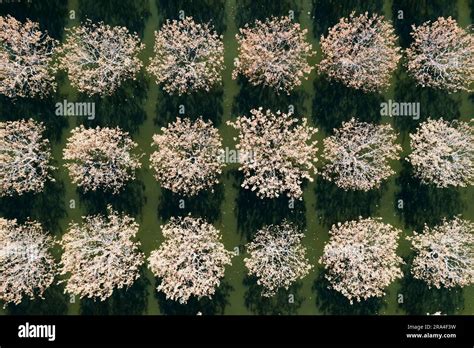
[78,0,150,38]
[78,180,146,218]
[235,0,299,29]
[6,285,68,315]
[233,171,306,240]
[312,77,383,134]
[0,0,68,39]
[157,184,225,223]
[156,0,226,33]
[315,177,383,229]
[392,72,460,136]
[233,77,308,118]
[80,269,150,315]
[77,73,148,135]
[0,180,67,235]
[399,258,464,315]
[243,275,304,315]
[0,89,69,143]
[313,271,385,314]
[154,87,224,127]
[312,0,384,38]
[392,0,458,48]
[155,279,232,315]
[395,162,464,232]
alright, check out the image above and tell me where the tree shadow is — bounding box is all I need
[232,77,308,119]
[0,87,69,143]
[155,279,233,315]
[235,0,299,29]
[157,184,224,223]
[312,0,384,38]
[0,0,68,39]
[154,87,224,127]
[392,0,458,48]
[233,171,306,240]
[0,180,67,235]
[80,269,150,315]
[6,285,68,315]
[243,275,304,315]
[156,0,226,34]
[399,257,464,315]
[313,271,385,315]
[78,0,150,38]
[471,0,474,22]
[312,77,383,134]
[77,180,146,218]
[314,177,383,229]
[395,161,464,232]
[76,73,148,135]
[392,71,461,137]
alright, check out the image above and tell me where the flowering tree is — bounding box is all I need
[233,16,315,94]
[0,119,55,196]
[406,17,474,92]
[0,218,55,307]
[58,20,144,96]
[150,117,225,196]
[147,17,224,95]
[148,216,234,303]
[322,118,401,191]
[228,108,318,199]
[63,125,142,193]
[0,15,58,98]
[59,206,144,300]
[318,12,401,92]
[408,217,473,289]
[320,218,403,303]
[244,221,312,297]
[408,118,473,188]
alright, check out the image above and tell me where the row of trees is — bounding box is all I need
[1,213,472,307]
[1,14,472,98]
[2,115,472,198]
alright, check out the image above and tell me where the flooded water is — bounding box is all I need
[0,0,472,315]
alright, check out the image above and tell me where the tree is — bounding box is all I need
[233,16,315,94]
[148,216,234,304]
[0,218,55,307]
[320,217,403,303]
[150,117,225,196]
[63,125,142,193]
[147,17,224,95]
[406,17,474,93]
[408,118,473,188]
[244,220,312,297]
[59,206,144,301]
[408,217,473,289]
[0,119,55,196]
[58,20,144,96]
[318,12,401,93]
[322,118,401,191]
[228,108,318,200]
[0,15,58,98]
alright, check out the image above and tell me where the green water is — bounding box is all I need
[0,0,472,315]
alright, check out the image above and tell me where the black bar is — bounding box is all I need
[0,315,472,346]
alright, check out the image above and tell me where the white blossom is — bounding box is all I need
[148,216,234,304]
[228,108,318,199]
[244,221,312,297]
[0,218,55,307]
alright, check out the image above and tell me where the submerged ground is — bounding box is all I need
[0,0,473,315]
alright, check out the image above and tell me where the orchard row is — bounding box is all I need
[1,13,472,99]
